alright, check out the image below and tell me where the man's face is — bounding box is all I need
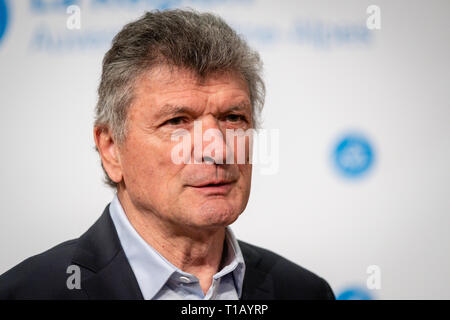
[115,66,253,230]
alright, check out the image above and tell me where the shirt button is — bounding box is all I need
[179,276,191,283]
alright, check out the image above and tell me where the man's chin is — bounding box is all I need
[184,202,241,228]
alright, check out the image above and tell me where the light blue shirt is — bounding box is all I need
[109,194,246,300]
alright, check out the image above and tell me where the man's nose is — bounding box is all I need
[192,115,229,164]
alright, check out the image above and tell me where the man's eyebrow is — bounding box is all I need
[224,102,252,113]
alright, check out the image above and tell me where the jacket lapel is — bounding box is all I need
[239,241,275,300]
[71,205,144,300]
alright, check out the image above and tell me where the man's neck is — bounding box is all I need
[117,190,226,294]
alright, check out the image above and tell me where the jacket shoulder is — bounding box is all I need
[0,239,87,299]
[239,240,335,300]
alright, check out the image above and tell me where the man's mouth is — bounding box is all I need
[188,180,236,195]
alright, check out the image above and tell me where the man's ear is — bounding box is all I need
[93,126,123,184]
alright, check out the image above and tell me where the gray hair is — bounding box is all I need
[94,9,265,188]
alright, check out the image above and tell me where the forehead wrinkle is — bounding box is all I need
[154,94,250,117]
[135,69,252,121]
[155,104,196,118]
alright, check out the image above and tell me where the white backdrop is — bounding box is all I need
[0,0,449,299]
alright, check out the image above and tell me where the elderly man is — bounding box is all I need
[0,9,334,300]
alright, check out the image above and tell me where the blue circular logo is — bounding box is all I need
[0,0,9,46]
[337,286,373,300]
[333,133,375,178]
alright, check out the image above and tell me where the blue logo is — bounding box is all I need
[0,0,9,46]
[336,286,373,300]
[332,133,375,178]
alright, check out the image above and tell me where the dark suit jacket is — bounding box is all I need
[0,205,335,300]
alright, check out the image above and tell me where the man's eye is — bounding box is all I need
[225,114,247,123]
[164,117,188,126]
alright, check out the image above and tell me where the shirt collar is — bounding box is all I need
[109,194,245,300]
